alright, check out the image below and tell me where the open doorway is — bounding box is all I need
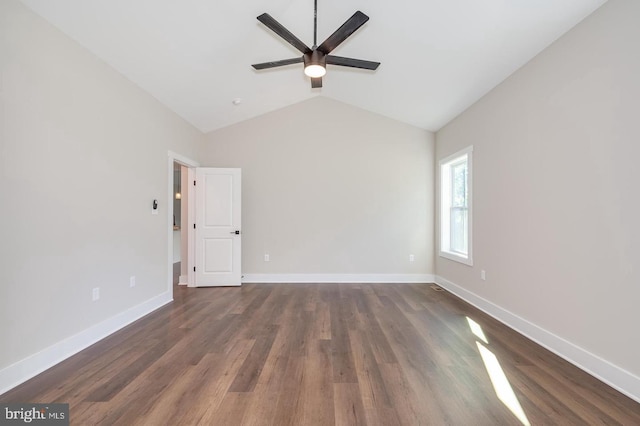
[167,151,199,298]
[172,162,184,286]
[167,153,242,292]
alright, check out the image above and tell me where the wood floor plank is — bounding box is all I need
[349,330,402,426]
[425,364,521,425]
[240,286,285,340]
[129,364,201,426]
[506,364,594,425]
[333,383,368,426]
[170,339,256,425]
[240,348,291,426]
[329,287,359,383]
[300,339,335,425]
[84,329,186,402]
[355,292,399,364]
[201,391,252,426]
[33,336,160,406]
[516,364,632,425]
[1,283,638,425]
[68,401,111,425]
[373,295,441,376]
[310,295,332,341]
[270,353,306,426]
[228,325,279,392]
[376,362,443,425]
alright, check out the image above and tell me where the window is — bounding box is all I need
[440,146,473,265]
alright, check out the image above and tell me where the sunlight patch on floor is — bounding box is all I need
[466,316,488,344]
[467,316,530,426]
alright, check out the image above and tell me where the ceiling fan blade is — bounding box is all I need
[317,11,369,55]
[257,13,312,54]
[252,57,303,70]
[311,77,323,88]
[326,55,380,70]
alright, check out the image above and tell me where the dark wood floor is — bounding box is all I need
[2,283,639,425]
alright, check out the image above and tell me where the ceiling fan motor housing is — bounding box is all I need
[303,50,327,78]
[304,50,326,68]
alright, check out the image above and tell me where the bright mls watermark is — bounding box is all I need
[0,404,68,425]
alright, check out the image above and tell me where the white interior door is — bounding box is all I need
[195,168,241,286]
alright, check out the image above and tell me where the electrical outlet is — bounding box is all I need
[130,276,136,288]
[481,270,486,281]
[92,287,100,301]
[409,254,415,262]
[264,254,270,262]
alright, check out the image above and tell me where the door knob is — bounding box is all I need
[230,230,241,235]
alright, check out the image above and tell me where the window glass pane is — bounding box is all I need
[451,161,467,208]
[449,158,468,254]
[450,207,468,255]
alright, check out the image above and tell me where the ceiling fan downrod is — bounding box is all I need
[313,0,318,47]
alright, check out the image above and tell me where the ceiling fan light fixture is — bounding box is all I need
[304,64,326,78]
[303,50,326,78]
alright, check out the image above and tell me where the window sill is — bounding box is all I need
[439,251,473,266]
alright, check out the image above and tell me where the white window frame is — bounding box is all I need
[439,146,473,266]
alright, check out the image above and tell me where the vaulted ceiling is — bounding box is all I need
[19,0,607,133]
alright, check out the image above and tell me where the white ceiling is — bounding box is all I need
[20,0,607,133]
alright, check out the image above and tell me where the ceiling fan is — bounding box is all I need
[251,0,380,88]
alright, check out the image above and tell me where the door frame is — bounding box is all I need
[167,151,199,297]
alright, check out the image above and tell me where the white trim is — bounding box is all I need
[168,150,200,168]
[242,274,435,284]
[440,145,474,165]
[435,275,640,404]
[187,167,196,287]
[178,275,188,285]
[167,151,199,293]
[439,251,473,266]
[0,292,172,396]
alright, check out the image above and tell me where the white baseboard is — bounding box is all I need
[242,273,435,284]
[435,275,640,404]
[0,292,173,396]
[178,275,188,285]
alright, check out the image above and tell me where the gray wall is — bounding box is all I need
[203,97,434,279]
[0,0,203,375]
[436,0,640,380]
